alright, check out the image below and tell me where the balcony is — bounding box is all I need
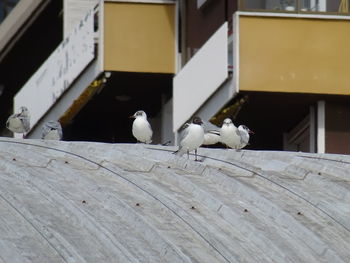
[234,11,350,95]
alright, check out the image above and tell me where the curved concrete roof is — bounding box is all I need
[0,137,349,262]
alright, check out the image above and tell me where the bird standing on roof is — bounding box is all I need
[220,118,241,149]
[6,106,30,138]
[130,110,153,144]
[236,125,254,149]
[41,120,63,140]
[175,116,204,161]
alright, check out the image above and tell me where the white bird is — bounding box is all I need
[202,130,221,145]
[6,106,30,137]
[130,110,153,143]
[220,118,241,149]
[236,125,254,149]
[175,116,204,161]
[41,120,63,140]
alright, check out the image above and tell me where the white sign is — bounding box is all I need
[64,0,99,38]
[14,9,95,131]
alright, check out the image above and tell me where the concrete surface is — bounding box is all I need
[0,137,349,262]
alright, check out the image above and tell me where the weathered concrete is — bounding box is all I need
[0,137,349,262]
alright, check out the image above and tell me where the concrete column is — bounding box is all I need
[317,100,325,153]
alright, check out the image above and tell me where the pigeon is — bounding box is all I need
[130,110,153,143]
[6,106,30,137]
[175,116,204,161]
[41,120,63,140]
[236,125,254,149]
[220,118,241,149]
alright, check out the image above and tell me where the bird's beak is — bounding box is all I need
[249,130,255,134]
[129,115,135,119]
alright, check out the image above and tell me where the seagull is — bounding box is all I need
[236,125,254,149]
[130,110,153,144]
[202,130,221,145]
[6,106,30,137]
[201,121,221,146]
[175,116,204,161]
[220,118,241,149]
[41,120,63,140]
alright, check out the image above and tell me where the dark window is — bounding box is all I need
[0,0,20,24]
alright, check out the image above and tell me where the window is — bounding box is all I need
[241,0,296,11]
[240,0,349,14]
[0,0,20,24]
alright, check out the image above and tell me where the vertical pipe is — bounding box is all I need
[309,106,316,153]
[317,100,325,153]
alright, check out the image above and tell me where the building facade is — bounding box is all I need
[0,0,349,154]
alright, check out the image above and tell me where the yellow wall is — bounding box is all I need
[104,2,175,73]
[239,16,350,95]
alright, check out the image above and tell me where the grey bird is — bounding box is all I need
[41,120,63,140]
[175,117,204,161]
[202,130,221,145]
[236,125,254,149]
[202,121,221,146]
[6,106,30,137]
[130,110,153,143]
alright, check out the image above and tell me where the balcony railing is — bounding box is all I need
[239,0,349,15]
